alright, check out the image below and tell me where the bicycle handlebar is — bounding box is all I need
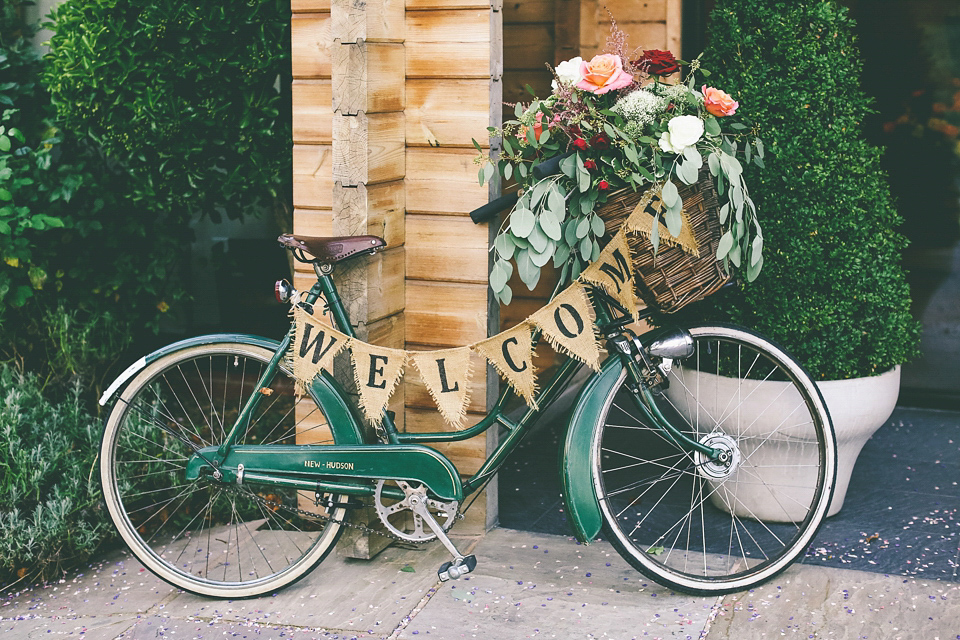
[468,151,575,225]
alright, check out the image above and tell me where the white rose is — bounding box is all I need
[658,115,705,154]
[552,56,583,90]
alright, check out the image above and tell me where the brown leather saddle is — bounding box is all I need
[278,233,386,264]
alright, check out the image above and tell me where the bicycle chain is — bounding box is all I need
[235,482,440,545]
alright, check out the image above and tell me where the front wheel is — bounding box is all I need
[100,342,346,598]
[593,324,836,595]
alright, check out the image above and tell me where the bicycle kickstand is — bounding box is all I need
[405,492,477,581]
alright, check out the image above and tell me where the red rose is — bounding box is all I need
[583,159,597,170]
[597,180,610,190]
[636,49,679,76]
[589,134,610,150]
[572,138,589,150]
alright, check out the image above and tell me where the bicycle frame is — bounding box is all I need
[183,264,720,516]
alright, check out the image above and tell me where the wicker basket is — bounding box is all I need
[597,171,731,313]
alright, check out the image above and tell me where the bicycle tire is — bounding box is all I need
[100,341,347,598]
[592,324,836,595]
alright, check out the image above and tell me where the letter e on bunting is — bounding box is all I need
[473,323,538,408]
[291,306,348,395]
[350,342,407,426]
[581,231,638,316]
[529,282,601,371]
[412,348,474,430]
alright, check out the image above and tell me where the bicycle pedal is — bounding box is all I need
[438,555,477,582]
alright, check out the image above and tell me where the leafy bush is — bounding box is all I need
[0,363,111,585]
[45,0,293,227]
[686,0,920,379]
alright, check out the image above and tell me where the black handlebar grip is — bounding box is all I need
[532,151,575,181]
[469,192,520,224]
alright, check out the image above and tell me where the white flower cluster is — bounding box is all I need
[610,89,668,138]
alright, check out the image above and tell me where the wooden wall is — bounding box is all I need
[290,0,680,542]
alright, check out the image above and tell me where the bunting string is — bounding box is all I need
[288,184,699,429]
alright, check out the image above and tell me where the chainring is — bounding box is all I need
[373,480,459,542]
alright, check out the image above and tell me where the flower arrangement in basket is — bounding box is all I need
[476,29,765,311]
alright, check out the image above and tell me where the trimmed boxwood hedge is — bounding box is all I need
[684,0,920,380]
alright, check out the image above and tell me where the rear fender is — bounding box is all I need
[100,333,365,445]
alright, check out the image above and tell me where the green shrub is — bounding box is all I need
[44,0,293,227]
[687,0,920,379]
[0,363,111,585]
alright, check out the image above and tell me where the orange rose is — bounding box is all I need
[576,54,633,95]
[702,85,739,117]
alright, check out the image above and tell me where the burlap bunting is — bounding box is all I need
[471,323,538,409]
[528,282,602,371]
[624,188,699,256]
[581,230,639,316]
[291,306,349,396]
[349,341,407,426]
[412,348,474,430]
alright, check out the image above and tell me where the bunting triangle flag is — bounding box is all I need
[580,230,639,316]
[291,306,349,395]
[472,322,538,408]
[624,188,699,256]
[528,282,602,371]
[349,341,407,426]
[412,347,474,430]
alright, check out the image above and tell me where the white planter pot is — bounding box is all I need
[664,366,900,520]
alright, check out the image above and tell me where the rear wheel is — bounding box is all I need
[101,342,346,598]
[593,324,836,595]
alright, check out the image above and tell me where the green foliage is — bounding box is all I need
[0,363,112,585]
[44,0,292,225]
[689,0,920,379]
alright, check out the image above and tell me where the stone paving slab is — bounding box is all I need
[397,528,717,639]
[708,564,960,639]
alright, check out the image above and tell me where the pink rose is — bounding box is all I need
[576,54,633,95]
[702,85,739,117]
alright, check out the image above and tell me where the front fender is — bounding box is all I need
[561,357,624,543]
[100,333,365,445]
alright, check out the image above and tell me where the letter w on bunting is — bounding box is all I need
[528,282,602,371]
[412,348,474,430]
[580,230,639,316]
[291,306,349,396]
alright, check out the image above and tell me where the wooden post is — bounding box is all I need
[329,0,407,559]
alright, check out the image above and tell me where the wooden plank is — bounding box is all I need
[666,0,682,56]
[602,0,667,19]
[406,9,490,43]
[293,144,333,209]
[503,0,554,24]
[292,80,333,143]
[553,0,580,64]
[331,0,404,43]
[405,147,487,215]
[405,280,488,347]
[293,208,334,237]
[332,181,405,249]
[504,24,554,71]
[406,214,489,284]
[405,79,489,147]
[404,347,488,413]
[332,111,405,186]
[610,21,666,51]
[292,13,332,79]
[332,42,405,115]
[405,41,490,78]
[407,0,488,9]
[292,0,330,12]
[402,408,487,474]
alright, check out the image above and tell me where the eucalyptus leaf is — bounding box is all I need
[499,283,514,305]
[516,249,540,290]
[707,152,721,176]
[716,230,734,260]
[529,223,549,252]
[751,235,763,266]
[530,242,555,267]
[564,219,579,246]
[576,216,591,239]
[591,214,605,237]
[540,212,562,240]
[553,242,571,267]
[511,207,535,238]
[591,239,601,261]
[665,206,683,237]
[504,163,513,181]
[490,259,511,292]
[682,146,703,168]
[560,154,577,178]
[703,116,721,137]
[661,180,680,208]
[495,233,516,260]
[548,187,566,219]
[579,235,592,260]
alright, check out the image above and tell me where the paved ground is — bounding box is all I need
[2,405,958,639]
[2,528,957,639]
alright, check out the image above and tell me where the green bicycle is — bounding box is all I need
[98,222,836,598]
